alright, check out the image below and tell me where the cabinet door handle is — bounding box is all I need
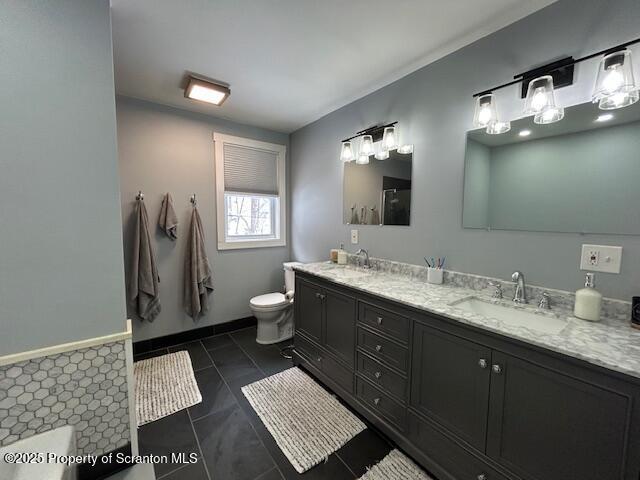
[492,364,502,374]
[478,359,488,369]
[315,293,326,300]
[376,316,383,325]
[375,344,383,352]
[374,371,382,379]
[373,397,380,405]
[477,474,487,480]
[316,356,322,363]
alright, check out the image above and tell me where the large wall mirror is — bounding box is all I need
[463,100,640,234]
[343,150,412,226]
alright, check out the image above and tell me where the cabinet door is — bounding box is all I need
[487,352,631,480]
[323,287,356,367]
[410,323,492,451]
[295,278,323,343]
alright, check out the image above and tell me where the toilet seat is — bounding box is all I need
[250,292,289,311]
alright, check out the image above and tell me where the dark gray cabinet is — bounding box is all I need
[293,272,640,480]
[410,323,492,451]
[486,351,632,480]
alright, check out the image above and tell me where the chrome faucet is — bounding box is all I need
[355,248,371,269]
[511,271,527,304]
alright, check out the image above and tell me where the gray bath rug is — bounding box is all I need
[134,351,202,426]
[359,449,433,480]
[241,367,366,473]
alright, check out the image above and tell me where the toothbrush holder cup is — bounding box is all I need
[427,267,444,285]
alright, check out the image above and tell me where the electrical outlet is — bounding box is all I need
[350,229,359,245]
[580,244,622,273]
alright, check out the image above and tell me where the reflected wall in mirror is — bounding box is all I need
[343,150,412,226]
[463,101,640,234]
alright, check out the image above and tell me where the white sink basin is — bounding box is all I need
[450,297,568,334]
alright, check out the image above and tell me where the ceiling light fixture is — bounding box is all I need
[595,113,614,122]
[184,75,230,106]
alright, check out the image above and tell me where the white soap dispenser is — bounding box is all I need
[337,243,348,265]
[574,273,602,322]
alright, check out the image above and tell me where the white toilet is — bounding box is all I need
[250,262,302,344]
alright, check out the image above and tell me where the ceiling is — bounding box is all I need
[110,0,556,133]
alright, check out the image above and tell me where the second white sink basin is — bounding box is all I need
[450,297,568,334]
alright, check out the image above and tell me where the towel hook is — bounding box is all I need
[136,191,144,201]
[190,194,197,206]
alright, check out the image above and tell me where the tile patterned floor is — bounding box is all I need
[134,326,393,480]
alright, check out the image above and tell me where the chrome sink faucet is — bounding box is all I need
[355,248,371,269]
[511,271,527,304]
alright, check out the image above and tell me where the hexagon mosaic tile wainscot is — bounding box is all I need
[0,341,130,456]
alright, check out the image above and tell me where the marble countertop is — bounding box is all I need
[294,262,640,380]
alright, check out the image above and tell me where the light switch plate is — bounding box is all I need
[350,229,359,245]
[580,244,622,273]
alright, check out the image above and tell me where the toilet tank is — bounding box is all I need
[283,262,302,292]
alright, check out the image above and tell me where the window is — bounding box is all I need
[214,133,286,249]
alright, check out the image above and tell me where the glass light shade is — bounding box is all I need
[593,50,640,110]
[473,94,497,128]
[360,135,375,156]
[397,144,414,154]
[523,75,558,116]
[534,106,564,124]
[356,153,370,165]
[381,126,399,151]
[486,121,511,135]
[340,141,355,162]
[374,144,389,160]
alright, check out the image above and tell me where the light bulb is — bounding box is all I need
[381,127,398,151]
[602,68,625,94]
[530,89,549,113]
[356,153,370,165]
[477,105,493,126]
[473,94,497,128]
[360,135,375,156]
[340,141,355,162]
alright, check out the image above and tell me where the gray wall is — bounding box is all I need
[116,97,290,342]
[0,0,126,355]
[290,0,640,300]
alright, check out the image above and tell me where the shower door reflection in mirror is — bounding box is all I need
[343,150,413,226]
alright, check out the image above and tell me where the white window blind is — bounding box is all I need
[223,143,279,195]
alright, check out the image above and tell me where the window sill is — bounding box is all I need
[217,238,287,250]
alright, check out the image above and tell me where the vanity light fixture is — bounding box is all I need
[471,37,640,132]
[519,129,532,137]
[592,49,639,109]
[340,141,356,162]
[596,113,614,122]
[339,121,411,163]
[360,135,375,156]
[184,75,230,106]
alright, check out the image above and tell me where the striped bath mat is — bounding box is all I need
[134,351,202,426]
[359,449,433,480]
[242,367,366,473]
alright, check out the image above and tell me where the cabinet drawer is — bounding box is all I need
[357,378,406,431]
[322,354,354,394]
[357,352,407,401]
[358,327,408,372]
[295,334,323,371]
[408,412,508,480]
[359,301,409,343]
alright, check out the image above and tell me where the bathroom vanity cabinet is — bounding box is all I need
[293,272,640,480]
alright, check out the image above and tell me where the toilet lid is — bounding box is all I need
[250,292,288,308]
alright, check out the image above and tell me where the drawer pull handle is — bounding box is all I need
[477,475,487,480]
[376,316,383,325]
[375,345,383,352]
[374,371,382,379]
[492,364,502,374]
[478,359,488,369]
[373,397,380,405]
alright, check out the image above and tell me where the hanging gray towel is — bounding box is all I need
[158,193,178,240]
[184,206,214,320]
[129,199,161,322]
